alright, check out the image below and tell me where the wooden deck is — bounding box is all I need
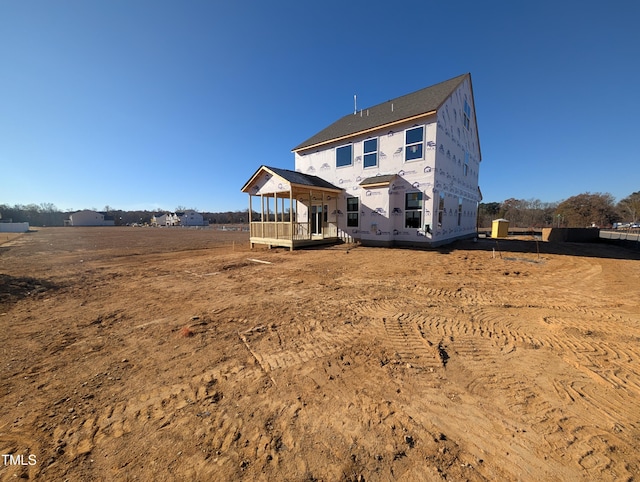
[249,222,340,250]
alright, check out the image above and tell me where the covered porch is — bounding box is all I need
[241,166,343,251]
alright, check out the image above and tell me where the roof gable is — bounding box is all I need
[293,74,468,152]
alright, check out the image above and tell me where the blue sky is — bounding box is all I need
[1,0,638,212]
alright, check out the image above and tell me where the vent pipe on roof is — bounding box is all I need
[392,103,394,112]
[354,95,357,115]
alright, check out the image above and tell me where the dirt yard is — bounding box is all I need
[1,227,639,481]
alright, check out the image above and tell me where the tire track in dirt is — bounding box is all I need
[348,298,576,477]
[539,313,640,401]
[404,308,585,478]
[466,307,640,390]
[411,285,495,306]
[382,315,444,370]
[49,362,264,465]
[462,307,640,478]
[399,384,579,481]
[344,296,640,478]
[348,298,414,319]
[347,299,449,370]
[351,298,640,394]
[240,320,365,373]
[541,379,635,477]
[420,337,634,478]
[463,307,544,348]
[367,303,540,353]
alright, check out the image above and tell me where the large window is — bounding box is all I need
[363,138,378,168]
[336,144,353,167]
[458,197,463,226]
[464,151,469,176]
[405,126,424,161]
[463,100,471,130]
[347,197,359,227]
[405,192,423,228]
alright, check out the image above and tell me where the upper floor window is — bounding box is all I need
[336,144,353,168]
[463,100,471,130]
[363,138,378,168]
[347,197,359,227]
[405,126,424,161]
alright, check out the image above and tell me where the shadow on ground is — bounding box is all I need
[441,237,640,261]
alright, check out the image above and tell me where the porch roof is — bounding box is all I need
[241,165,342,194]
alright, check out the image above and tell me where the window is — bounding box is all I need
[363,138,378,168]
[405,126,424,161]
[463,100,471,130]
[347,197,359,227]
[458,197,463,226]
[405,192,423,228]
[336,144,353,167]
[438,192,445,227]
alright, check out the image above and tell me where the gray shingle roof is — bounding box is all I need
[242,165,342,193]
[292,73,468,152]
[266,166,341,190]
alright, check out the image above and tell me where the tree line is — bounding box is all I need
[478,191,640,228]
[0,204,253,227]
[2,191,639,228]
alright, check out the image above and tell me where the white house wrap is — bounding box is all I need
[242,73,482,249]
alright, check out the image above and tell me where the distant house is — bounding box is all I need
[166,213,180,226]
[242,73,482,249]
[151,211,205,227]
[0,221,29,233]
[151,214,166,226]
[151,213,175,226]
[68,210,115,226]
[177,210,205,226]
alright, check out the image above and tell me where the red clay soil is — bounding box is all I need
[1,227,639,481]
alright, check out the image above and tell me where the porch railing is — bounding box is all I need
[250,222,338,241]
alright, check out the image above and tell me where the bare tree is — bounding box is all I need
[39,202,58,213]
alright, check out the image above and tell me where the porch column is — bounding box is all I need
[308,191,312,240]
[260,194,264,239]
[289,189,294,250]
[322,191,325,238]
[274,192,278,239]
[248,195,253,248]
[280,195,284,241]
